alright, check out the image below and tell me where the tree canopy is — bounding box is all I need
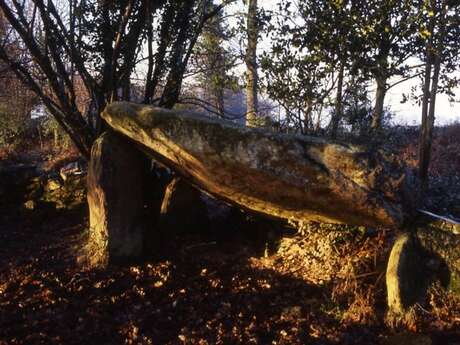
[0,0,231,157]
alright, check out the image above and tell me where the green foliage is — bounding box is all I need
[341,83,392,134]
[41,116,73,149]
[0,0,224,156]
[191,4,239,115]
[260,0,347,133]
[403,0,460,104]
[0,103,32,147]
[259,0,455,135]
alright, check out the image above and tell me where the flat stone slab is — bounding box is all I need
[102,102,414,227]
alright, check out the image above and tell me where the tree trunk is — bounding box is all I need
[315,105,322,133]
[418,0,446,194]
[330,62,344,138]
[426,44,441,173]
[371,76,387,131]
[418,58,433,193]
[245,0,258,127]
[216,86,225,117]
[144,5,155,103]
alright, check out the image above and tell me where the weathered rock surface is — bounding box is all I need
[86,131,147,267]
[415,224,460,295]
[0,161,86,216]
[41,174,86,210]
[102,102,414,227]
[386,233,424,320]
[386,225,460,325]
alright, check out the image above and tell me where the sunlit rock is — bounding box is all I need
[86,131,147,267]
[101,102,414,228]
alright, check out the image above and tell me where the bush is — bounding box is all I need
[0,103,34,147]
[41,115,73,149]
[342,105,394,136]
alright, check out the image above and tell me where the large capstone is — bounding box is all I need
[101,102,415,228]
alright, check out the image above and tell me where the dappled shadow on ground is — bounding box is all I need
[1,208,460,344]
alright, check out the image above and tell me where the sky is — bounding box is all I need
[385,76,460,126]
[230,0,460,126]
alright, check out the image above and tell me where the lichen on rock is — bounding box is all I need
[101,102,414,228]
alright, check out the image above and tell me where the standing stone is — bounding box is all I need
[386,234,418,313]
[386,232,425,327]
[86,131,147,267]
[386,223,460,327]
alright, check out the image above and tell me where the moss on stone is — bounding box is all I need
[386,233,424,317]
[448,272,460,295]
[101,102,411,228]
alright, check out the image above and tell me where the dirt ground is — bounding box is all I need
[1,204,460,345]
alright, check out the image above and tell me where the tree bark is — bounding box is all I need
[216,86,225,117]
[418,0,446,194]
[418,57,433,193]
[330,62,344,138]
[427,54,441,154]
[245,0,259,127]
[371,76,387,131]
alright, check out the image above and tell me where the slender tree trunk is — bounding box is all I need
[422,55,441,183]
[101,4,114,103]
[370,10,391,133]
[215,48,226,117]
[69,0,75,87]
[216,87,225,117]
[144,5,155,103]
[110,0,134,102]
[418,56,433,193]
[144,3,175,104]
[122,80,130,101]
[160,0,197,108]
[316,105,323,133]
[331,62,344,138]
[245,0,258,127]
[303,100,313,134]
[418,0,446,193]
[371,76,387,131]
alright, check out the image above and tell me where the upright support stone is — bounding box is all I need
[386,223,460,328]
[386,233,424,326]
[86,131,147,267]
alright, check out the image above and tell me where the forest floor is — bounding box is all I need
[1,125,460,345]
[1,204,460,345]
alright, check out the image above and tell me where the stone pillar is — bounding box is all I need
[86,131,147,267]
[386,225,460,327]
[386,233,422,321]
